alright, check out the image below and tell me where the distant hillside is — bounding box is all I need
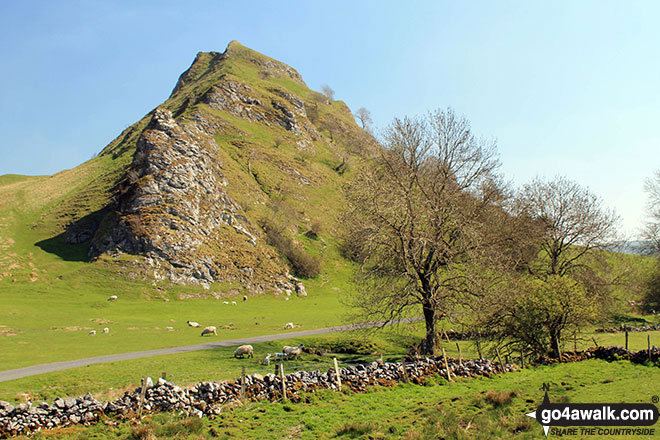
[605,240,652,256]
[0,41,378,293]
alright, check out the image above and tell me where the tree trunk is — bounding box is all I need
[421,301,439,354]
[550,329,561,359]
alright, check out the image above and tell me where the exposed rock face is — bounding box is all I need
[73,40,380,292]
[200,78,321,145]
[90,109,291,290]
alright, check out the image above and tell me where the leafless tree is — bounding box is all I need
[514,176,619,278]
[321,84,335,101]
[343,108,512,354]
[476,177,620,358]
[643,169,660,254]
[355,107,373,132]
[642,169,660,310]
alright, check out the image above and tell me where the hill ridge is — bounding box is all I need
[9,40,378,293]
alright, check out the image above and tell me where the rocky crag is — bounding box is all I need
[56,41,378,292]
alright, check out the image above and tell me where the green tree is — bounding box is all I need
[477,275,598,358]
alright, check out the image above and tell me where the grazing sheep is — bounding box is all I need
[284,322,295,329]
[102,327,109,334]
[243,295,248,302]
[234,344,254,358]
[165,326,175,331]
[274,352,284,361]
[231,301,237,305]
[88,330,96,336]
[284,297,289,301]
[223,301,229,305]
[282,344,304,360]
[107,295,118,302]
[262,353,272,365]
[186,321,200,328]
[200,326,217,336]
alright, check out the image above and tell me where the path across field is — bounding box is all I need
[0,318,422,382]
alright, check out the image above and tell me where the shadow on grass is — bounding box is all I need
[36,233,90,262]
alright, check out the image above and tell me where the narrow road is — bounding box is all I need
[0,318,421,382]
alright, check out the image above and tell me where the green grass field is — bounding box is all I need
[2,41,659,439]
[10,359,660,439]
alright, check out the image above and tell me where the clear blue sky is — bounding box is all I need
[1,1,658,236]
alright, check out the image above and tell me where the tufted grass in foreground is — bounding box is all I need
[10,359,660,439]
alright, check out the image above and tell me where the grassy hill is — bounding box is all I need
[0,41,378,370]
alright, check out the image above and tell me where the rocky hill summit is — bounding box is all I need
[56,41,377,293]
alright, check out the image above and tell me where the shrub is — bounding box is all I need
[484,389,520,407]
[260,217,321,278]
[334,421,377,438]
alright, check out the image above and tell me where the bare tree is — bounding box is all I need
[514,176,619,277]
[642,169,660,310]
[321,84,335,101]
[476,177,620,358]
[343,108,509,354]
[643,169,660,254]
[355,107,373,132]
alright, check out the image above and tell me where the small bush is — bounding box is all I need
[130,424,156,440]
[156,417,204,436]
[260,217,321,278]
[484,389,520,407]
[335,421,377,438]
[308,337,384,355]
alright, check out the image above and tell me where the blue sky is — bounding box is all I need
[0,1,658,236]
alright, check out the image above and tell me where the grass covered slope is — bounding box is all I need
[0,41,376,371]
[10,359,660,439]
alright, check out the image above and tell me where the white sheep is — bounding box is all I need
[274,352,284,361]
[107,295,118,302]
[102,327,109,334]
[187,321,200,328]
[282,344,304,360]
[88,330,96,336]
[234,344,254,358]
[200,326,217,336]
[262,353,272,365]
[223,301,229,305]
[231,301,237,305]
[284,322,295,329]
[165,326,175,331]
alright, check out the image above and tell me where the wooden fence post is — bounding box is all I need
[495,347,504,372]
[456,342,463,367]
[240,367,246,402]
[625,331,629,350]
[441,348,453,382]
[280,363,287,401]
[401,362,410,383]
[476,340,483,359]
[138,377,147,418]
[520,352,525,369]
[161,372,167,381]
[333,357,342,391]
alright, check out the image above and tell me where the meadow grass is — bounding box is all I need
[12,359,660,439]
